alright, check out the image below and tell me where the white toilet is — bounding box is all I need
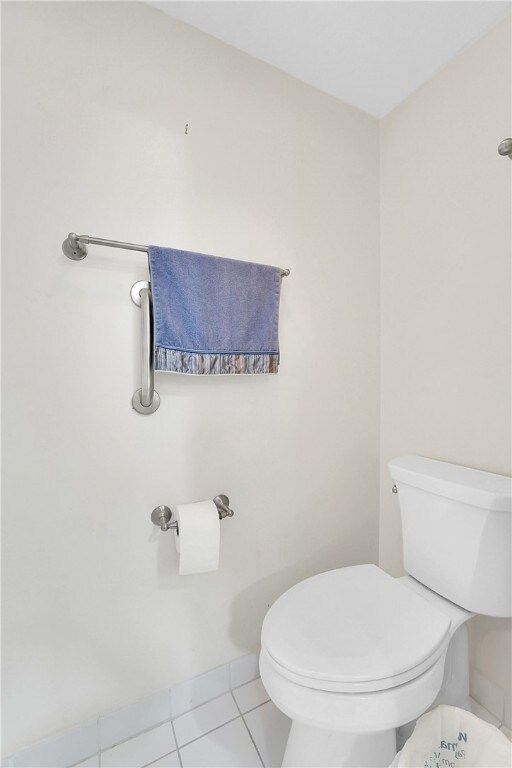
[260,456,511,768]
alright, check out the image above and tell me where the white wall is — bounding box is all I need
[380,17,511,729]
[1,2,380,754]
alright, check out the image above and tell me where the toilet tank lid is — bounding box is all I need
[389,456,511,512]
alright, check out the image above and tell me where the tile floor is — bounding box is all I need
[73,678,291,768]
[72,685,512,768]
[57,682,511,768]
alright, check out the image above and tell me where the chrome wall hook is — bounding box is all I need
[151,495,235,533]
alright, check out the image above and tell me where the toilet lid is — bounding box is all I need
[261,564,452,692]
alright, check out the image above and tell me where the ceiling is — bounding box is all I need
[149,1,511,117]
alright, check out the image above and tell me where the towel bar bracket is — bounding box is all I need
[130,280,149,308]
[132,388,160,414]
[62,232,88,261]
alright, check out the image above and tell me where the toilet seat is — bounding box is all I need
[261,564,454,694]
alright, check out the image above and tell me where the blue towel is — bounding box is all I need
[148,246,283,375]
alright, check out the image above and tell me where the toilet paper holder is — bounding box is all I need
[151,495,234,533]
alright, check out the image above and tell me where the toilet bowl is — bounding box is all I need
[260,457,511,768]
[260,564,472,768]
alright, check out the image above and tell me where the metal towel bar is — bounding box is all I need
[62,232,291,277]
[130,281,160,414]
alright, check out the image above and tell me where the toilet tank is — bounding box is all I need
[389,456,511,617]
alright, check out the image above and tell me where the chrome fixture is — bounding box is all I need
[498,138,512,159]
[63,231,290,416]
[392,484,398,494]
[151,494,234,532]
[62,232,291,276]
[131,281,160,414]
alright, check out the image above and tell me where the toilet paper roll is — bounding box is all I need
[174,500,220,575]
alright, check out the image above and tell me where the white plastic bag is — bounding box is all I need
[395,705,511,767]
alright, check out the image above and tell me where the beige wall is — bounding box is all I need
[380,17,511,729]
[1,2,380,754]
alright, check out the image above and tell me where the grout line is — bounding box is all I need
[170,720,183,768]
[171,684,270,752]
[176,714,242,749]
[233,696,272,719]
[69,753,99,768]
[101,690,242,759]
[171,689,234,725]
[171,689,232,722]
[242,698,271,715]
[231,692,265,768]
[100,718,175,753]
[13,666,262,767]
[28,680,268,768]
[229,656,260,688]
[99,662,230,726]
[230,676,261,693]
[142,749,179,768]
[101,690,234,754]
[12,668,266,768]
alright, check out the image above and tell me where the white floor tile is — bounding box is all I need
[244,702,291,768]
[173,693,239,747]
[99,690,171,750]
[101,723,175,768]
[145,751,180,767]
[230,654,260,689]
[171,666,230,719]
[10,722,98,768]
[233,679,270,714]
[180,719,261,768]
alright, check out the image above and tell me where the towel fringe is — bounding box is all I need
[155,347,279,375]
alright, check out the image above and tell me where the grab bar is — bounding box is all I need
[130,281,160,414]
